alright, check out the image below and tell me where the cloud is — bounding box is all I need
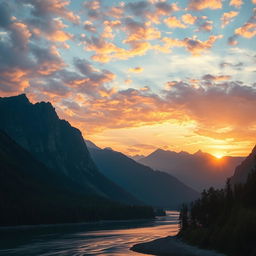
[0,2,12,28]
[83,18,161,62]
[84,0,101,11]
[228,35,238,45]
[182,14,197,24]
[235,23,256,38]
[163,80,256,142]
[188,0,223,10]
[196,20,213,32]
[55,78,256,153]
[229,0,244,8]
[202,74,232,81]
[9,22,32,49]
[123,18,161,42]
[157,34,222,55]
[83,21,97,32]
[128,67,144,73]
[183,35,223,55]
[164,16,186,28]
[26,0,80,24]
[219,62,243,69]
[234,9,256,38]
[221,11,238,28]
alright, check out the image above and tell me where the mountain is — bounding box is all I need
[0,130,153,226]
[86,144,199,209]
[139,149,244,191]
[84,139,101,150]
[0,95,142,206]
[130,154,145,161]
[231,145,256,185]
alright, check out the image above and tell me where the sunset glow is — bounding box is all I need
[214,154,224,159]
[0,0,255,157]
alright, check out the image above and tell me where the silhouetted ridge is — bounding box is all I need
[0,130,153,226]
[0,94,142,206]
[140,148,244,191]
[231,145,256,184]
[86,143,199,209]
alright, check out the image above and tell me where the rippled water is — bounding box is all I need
[0,211,179,256]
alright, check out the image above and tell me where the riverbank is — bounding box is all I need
[131,236,226,256]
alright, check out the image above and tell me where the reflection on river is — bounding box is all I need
[0,211,179,256]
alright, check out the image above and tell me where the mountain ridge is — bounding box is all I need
[139,148,244,191]
[86,142,199,209]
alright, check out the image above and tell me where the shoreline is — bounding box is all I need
[131,235,226,256]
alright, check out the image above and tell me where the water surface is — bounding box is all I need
[0,211,179,256]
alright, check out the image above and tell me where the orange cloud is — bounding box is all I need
[30,0,80,24]
[230,0,244,8]
[183,35,223,55]
[84,20,159,62]
[0,68,30,95]
[235,23,256,38]
[146,2,180,24]
[107,6,124,19]
[164,16,186,28]
[46,30,73,42]
[182,14,197,24]
[128,67,144,73]
[188,0,223,10]
[197,20,213,32]
[202,74,232,81]
[221,11,238,27]
[10,22,31,49]
[123,20,161,43]
[84,0,101,10]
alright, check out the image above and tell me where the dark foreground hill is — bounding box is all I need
[0,95,154,225]
[231,145,256,185]
[86,144,199,209]
[0,131,153,226]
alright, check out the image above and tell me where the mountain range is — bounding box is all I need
[139,149,244,191]
[86,144,199,209]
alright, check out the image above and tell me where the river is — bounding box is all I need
[0,211,179,256]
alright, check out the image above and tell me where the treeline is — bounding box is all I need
[0,194,154,226]
[179,161,256,256]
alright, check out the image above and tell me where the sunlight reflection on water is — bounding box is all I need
[0,211,179,256]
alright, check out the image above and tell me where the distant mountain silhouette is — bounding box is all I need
[139,149,244,191]
[130,154,145,161]
[231,145,256,185]
[0,130,153,225]
[86,143,199,209]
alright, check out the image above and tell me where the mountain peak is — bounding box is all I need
[194,149,203,155]
[0,94,30,104]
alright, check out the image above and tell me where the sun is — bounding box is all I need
[214,153,223,159]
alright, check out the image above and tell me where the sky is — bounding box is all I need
[0,0,255,157]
